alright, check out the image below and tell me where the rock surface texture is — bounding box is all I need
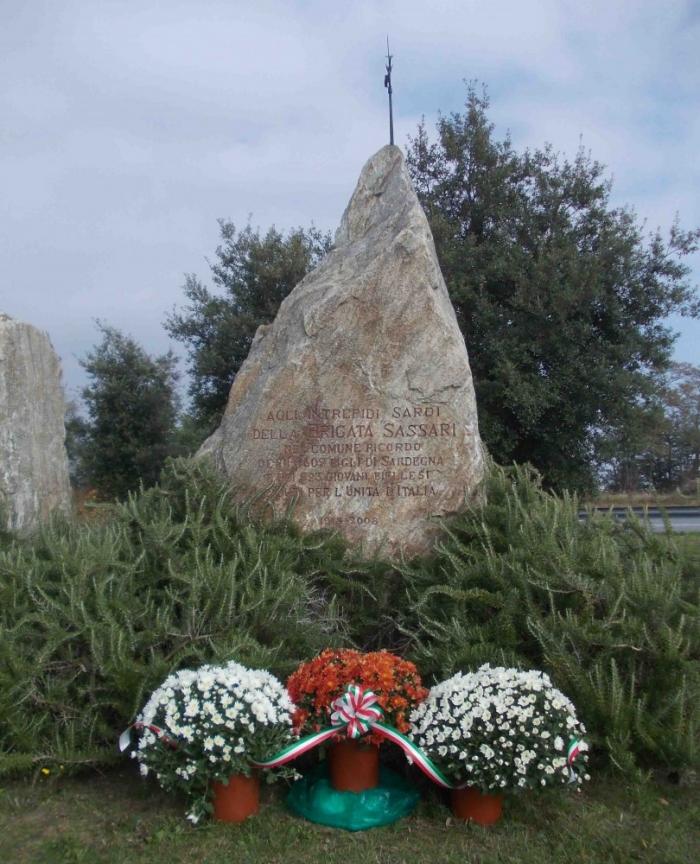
[200,145,484,557]
[0,314,72,533]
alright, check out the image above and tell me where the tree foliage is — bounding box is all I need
[406,86,700,491]
[77,323,180,499]
[164,85,698,490]
[657,363,700,490]
[605,362,700,492]
[165,222,332,433]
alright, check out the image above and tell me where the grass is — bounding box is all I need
[1,766,698,864]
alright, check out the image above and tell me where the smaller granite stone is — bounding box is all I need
[0,314,72,532]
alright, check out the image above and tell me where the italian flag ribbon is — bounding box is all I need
[120,684,586,792]
[567,737,583,783]
[252,684,455,788]
[118,722,177,752]
[329,683,384,738]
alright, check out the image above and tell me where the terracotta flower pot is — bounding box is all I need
[451,787,503,825]
[211,772,260,822]
[329,739,380,792]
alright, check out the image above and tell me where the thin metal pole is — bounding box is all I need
[385,37,394,146]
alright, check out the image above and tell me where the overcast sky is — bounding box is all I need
[2,0,699,405]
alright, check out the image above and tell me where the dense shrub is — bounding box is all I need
[0,460,697,778]
[0,460,348,774]
[397,464,700,774]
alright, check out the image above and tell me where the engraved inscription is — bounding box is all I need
[252,402,456,506]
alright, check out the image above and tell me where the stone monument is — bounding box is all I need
[199,145,484,557]
[0,314,72,533]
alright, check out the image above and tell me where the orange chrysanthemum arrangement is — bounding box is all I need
[286,649,428,745]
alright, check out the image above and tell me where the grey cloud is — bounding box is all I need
[1,0,697,403]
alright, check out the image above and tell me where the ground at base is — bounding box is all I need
[0,767,697,864]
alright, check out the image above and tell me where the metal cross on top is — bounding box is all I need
[384,37,394,146]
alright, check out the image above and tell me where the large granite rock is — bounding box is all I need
[0,314,72,533]
[200,145,485,557]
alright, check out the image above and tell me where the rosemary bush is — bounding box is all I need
[0,460,697,778]
[398,464,700,774]
[0,459,348,774]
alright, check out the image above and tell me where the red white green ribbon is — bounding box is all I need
[252,683,455,787]
[370,720,455,788]
[567,739,582,765]
[330,683,384,738]
[251,686,382,769]
[567,737,583,783]
[118,722,177,752]
[121,684,586,792]
[250,726,339,769]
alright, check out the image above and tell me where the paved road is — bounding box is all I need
[581,506,700,533]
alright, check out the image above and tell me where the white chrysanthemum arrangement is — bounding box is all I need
[409,664,590,792]
[132,660,296,822]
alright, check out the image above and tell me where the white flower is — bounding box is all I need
[479,744,495,760]
[410,665,586,793]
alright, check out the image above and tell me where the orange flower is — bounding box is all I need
[286,649,427,741]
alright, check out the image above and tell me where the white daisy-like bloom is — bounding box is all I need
[184,699,199,718]
[408,664,588,793]
[132,659,297,819]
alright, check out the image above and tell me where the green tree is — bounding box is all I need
[78,323,180,499]
[605,362,700,493]
[64,400,90,489]
[406,85,699,491]
[595,400,665,493]
[658,363,700,491]
[165,221,332,434]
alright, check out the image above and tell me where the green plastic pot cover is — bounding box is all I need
[287,762,420,832]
